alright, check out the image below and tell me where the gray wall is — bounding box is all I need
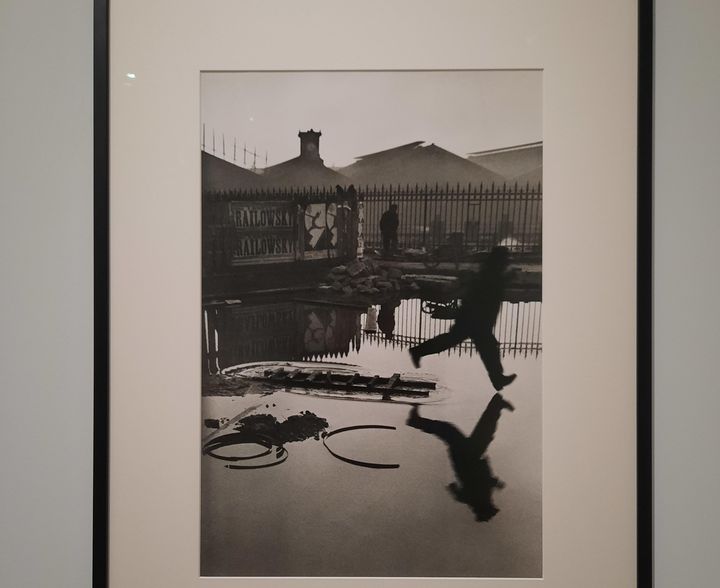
[0,1,93,587]
[654,1,720,586]
[0,0,718,586]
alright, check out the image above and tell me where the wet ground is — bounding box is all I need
[201,298,542,577]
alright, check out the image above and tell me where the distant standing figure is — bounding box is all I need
[379,204,399,257]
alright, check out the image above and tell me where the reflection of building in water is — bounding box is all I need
[302,306,361,360]
[203,298,542,374]
[204,301,362,374]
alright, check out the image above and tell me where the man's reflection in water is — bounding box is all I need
[407,393,514,521]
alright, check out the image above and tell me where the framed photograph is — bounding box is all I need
[94,1,653,587]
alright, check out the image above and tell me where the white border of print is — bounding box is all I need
[108,1,637,586]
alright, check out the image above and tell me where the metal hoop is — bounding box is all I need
[322,425,399,469]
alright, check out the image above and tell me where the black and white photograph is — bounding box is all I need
[200,70,543,578]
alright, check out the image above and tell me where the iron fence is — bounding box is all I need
[359,182,542,256]
[358,299,542,359]
[202,182,543,273]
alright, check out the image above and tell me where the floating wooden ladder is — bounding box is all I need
[258,367,435,397]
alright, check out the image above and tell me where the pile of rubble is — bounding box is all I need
[319,258,420,297]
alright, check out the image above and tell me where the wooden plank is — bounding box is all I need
[387,373,401,388]
[285,369,300,380]
[268,368,286,380]
[399,379,436,389]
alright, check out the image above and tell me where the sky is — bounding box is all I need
[201,70,542,168]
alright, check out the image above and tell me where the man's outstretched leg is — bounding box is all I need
[409,323,467,368]
[473,331,516,391]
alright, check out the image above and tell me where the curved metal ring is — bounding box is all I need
[322,425,399,469]
[224,446,289,470]
[203,432,274,462]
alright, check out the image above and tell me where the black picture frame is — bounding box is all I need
[636,1,655,586]
[93,0,109,586]
[92,1,654,585]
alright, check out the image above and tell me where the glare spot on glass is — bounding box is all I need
[126,73,136,79]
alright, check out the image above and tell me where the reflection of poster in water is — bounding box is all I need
[201,70,543,578]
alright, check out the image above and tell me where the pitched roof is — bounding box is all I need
[467,142,543,181]
[353,141,425,161]
[262,155,349,188]
[339,142,505,188]
[201,151,267,192]
[514,165,543,186]
[467,141,543,156]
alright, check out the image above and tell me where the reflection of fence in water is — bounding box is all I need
[361,299,542,358]
[203,298,542,375]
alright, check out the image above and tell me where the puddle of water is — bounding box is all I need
[201,297,542,578]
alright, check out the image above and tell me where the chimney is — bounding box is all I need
[298,129,322,161]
